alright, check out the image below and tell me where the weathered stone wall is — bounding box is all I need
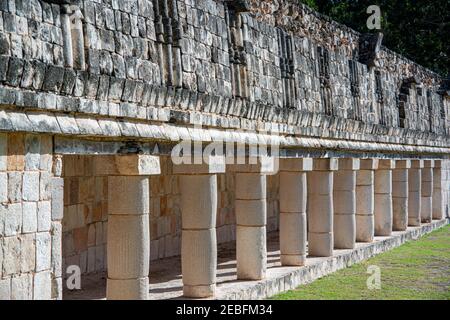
[61,155,279,276]
[0,132,62,300]
[0,0,448,152]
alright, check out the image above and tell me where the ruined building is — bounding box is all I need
[0,0,449,300]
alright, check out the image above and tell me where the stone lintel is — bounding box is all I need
[359,159,379,170]
[228,156,277,174]
[279,158,313,172]
[95,155,161,176]
[411,159,424,169]
[312,158,338,171]
[395,159,411,169]
[338,158,360,170]
[378,159,395,169]
[423,160,435,168]
[173,155,226,174]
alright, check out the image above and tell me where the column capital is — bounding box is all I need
[312,158,338,171]
[228,156,277,174]
[95,155,161,176]
[338,158,360,170]
[173,155,226,174]
[434,160,442,168]
[360,159,379,170]
[395,159,411,169]
[378,159,395,169]
[423,160,435,168]
[411,159,424,168]
[279,158,313,172]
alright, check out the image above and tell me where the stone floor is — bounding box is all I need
[64,219,449,300]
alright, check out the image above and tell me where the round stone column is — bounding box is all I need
[333,159,359,249]
[408,160,423,226]
[421,160,434,223]
[235,172,267,280]
[432,160,444,220]
[374,160,395,236]
[279,158,312,266]
[174,156,225,298]
[392,160,410,231]
[307,158,338,257]
[105,155,161,300]
[356,159,378,242]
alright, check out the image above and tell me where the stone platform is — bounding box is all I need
[64,218,449,300]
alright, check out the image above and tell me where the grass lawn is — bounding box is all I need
[271,225,450,300]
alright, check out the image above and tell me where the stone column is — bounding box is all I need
[230,157,275,280]
[374,160,395,236]
[279,158,312,266]
[356,159,378,242]
[408,160,423,226]
[421,160,434,223]
[173,156,225,298]
[433,160,444,220]
[392,160,410,231]
[334,158,359,249]
[105,155,161,300]
[307,158,338,257]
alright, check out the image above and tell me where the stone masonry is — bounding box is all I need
[0,0,449,300]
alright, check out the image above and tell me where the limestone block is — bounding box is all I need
[180,175,217,229]
[359,159,378,170]
[395,160,411,169]
[33,271,52,300]
[22,171,40,201]
[0,133,6,172]
[374,193,392,236]
[392,180,408,198]
[3,203,22,236]
[334,190,356,214]
[392,197,408,231]
[334,214,356,249]
[432,167,443,220]
[173,155,226,174]
[37,201,51,232]
[107,214,149,279]
[409,168,421,192]
[393,168,408,182]
[22,202,37,233]
[51,222,62,278]
[280,211,307,255]
[235,173,266,200]
[8,172,22,203]
[3,236,21,275]
[107,277,149,300]
[181,229,217,297]
[236,226,266,280]
[378,159,395,169]
[0,172,7,203]
[108,176,149,215]
[421,197,432,223]
[334,171,356,191]
[307,171,333,195]
[357,170,374,186]
[408,190,421,226]
[279,158,312,172]
[308,232,333,257]
[279,172,307,213]
[356,214,374,242]
[235,199,267,227]
[374,170,392,194]
[95,155,161,176]
[411,160,424,169]
[11,273,32,300]
[36,232,51,272]
[0,278,11,300]
[312,158,338,171]
[51,177,64,221]
[20,233,35,273]
[228,156,277,174]
[307,194,333,233]
[338,158,360,171]
[356,185,374,215]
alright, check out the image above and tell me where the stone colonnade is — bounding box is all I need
[102,155,446,299]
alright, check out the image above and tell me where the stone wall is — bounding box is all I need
[0,132,62,300]
[61,155,279,276]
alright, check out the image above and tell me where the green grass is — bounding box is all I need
[271,225,450,300]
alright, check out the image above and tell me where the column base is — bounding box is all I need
[236,226,267,281]
[106,277,148,300]
[281,254,306,266]
[183,284,216,298]
[408,217,421,227]
[308,232,333,257]
[334,214,356,249]
[355,214,374,243]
